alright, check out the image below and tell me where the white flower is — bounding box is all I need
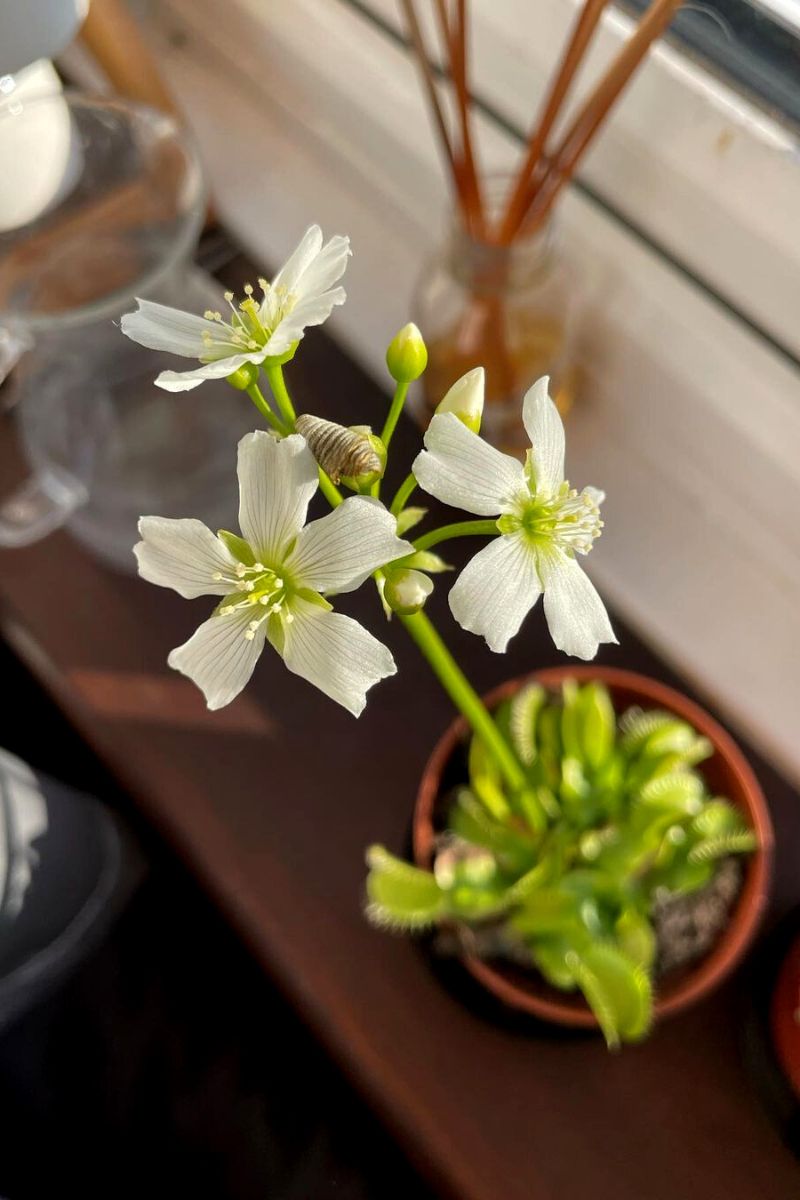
[120,225,350,392]
[413,377,616,659]
[435,367,484,432]
[135,432,414,714]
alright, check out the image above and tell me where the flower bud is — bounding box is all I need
[435,366,484,432]
[383,568,433,616]
[386,323,428,384]
[340,428,387,490]
[226,361,260,390]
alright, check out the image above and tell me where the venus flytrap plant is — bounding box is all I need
[123,223,756,1047]
[366,681,757,1048]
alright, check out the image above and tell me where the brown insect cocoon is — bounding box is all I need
[295,414,381,484]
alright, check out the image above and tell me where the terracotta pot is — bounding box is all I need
[413,665,774,1029]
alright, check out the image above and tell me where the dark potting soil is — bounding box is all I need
[653,856,743,976]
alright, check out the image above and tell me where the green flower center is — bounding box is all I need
[200,281,297,361]
[498,480,603,556]
[215,560,294,638]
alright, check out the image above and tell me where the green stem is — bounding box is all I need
[246,384,287,435]
[380,380,409,452]
[390,472,418,516]
[399,611,526,792]
[318,468,343,508]
[264,363,297,428]
[414,519,498,553]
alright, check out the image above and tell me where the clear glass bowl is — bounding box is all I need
[0,93,255,571]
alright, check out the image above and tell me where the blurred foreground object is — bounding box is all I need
[78,0,177,114]
[0,93,249,568]
[0,746,138,1031]
[0,0,87,75]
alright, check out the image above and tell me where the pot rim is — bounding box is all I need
[413,665,774,1029]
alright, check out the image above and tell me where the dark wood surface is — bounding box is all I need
[2,264,799,1199]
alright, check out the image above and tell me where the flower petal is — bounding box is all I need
[237,431,318,563]
[270,225,324,296]
[168,608,266,710]
[413,414,527,516]
[263,288,346,356]
[293,235,351,299]
[279,600,396,716]
[540,550,617,660]
[120,299,217,358]
[285,496,414,594]
[449,533,542,653]
[155,353,261,392]
[522,377,565,495]
[135,516,237,598]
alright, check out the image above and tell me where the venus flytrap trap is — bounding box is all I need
[123,223,756,1047]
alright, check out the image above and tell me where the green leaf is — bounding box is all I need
[509,888,583,937]
[364,846,445,931]
[560,679,582,759]
[468,734,512,822]
[395,506,427,535]
[560,756,590,806]
[567,943,653,1048]
[619,708,674,755]
[508,683,545,766]
[530,939,580,990]
[636,771,704,815]
[217,529,256,565]
[615,908,656,970]
[447,789,535,873]
[642,722,698,759]
[655,850,714,894]
[691,798,744,837]
[577,682,616,772]
[688,829,757,864]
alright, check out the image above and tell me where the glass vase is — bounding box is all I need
[0,92,254,571]
[413,184,581,453]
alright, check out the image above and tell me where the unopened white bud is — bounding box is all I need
[383,568,433,616]
[435,367,484,433]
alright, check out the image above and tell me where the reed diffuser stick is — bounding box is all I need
[520,0,685,236]
[450,0,485,235]
[495,0,609,245]
[398,0,463,210]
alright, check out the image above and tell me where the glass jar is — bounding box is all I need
[413,183,581,453]
[0,92,255,571]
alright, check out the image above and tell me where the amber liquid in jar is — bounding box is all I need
[414,194,580,455]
